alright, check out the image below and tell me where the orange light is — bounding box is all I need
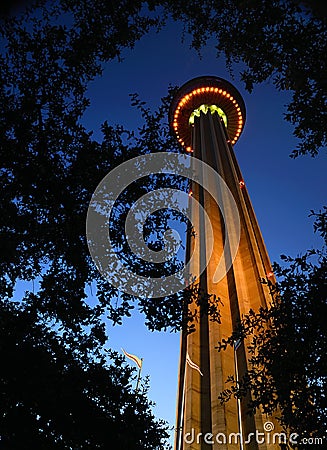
[239,180,245,189]
[267,271,274,278]
[172,84,246,149]
[188,190,193,197]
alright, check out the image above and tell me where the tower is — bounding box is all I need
[169,76,279,449]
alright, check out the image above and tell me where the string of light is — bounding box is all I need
[172,86,244,151]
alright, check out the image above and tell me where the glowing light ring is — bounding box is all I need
[170,77,245,151]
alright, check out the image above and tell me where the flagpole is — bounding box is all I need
[234,343,244,450]
[135,358,143,394]
[176,363,186,450]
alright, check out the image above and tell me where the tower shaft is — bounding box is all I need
[175,111,277,450]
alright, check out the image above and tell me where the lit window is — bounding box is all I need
[189,104,228,127]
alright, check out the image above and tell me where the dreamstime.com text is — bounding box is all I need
[184,422,324,446]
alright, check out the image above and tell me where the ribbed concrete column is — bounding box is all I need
[171,77,280,450]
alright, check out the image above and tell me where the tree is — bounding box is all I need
[160,0,327,156]
[2,0,326,161]
[1,0,326,446]
[0,0,193,332]
[0,299,170,449]
[217,209,327,448]
[1,0,326,330]
[0,2,173,447]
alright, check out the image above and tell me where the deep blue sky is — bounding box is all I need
[81,18,326,444]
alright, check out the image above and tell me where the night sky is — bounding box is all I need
[81,18,326,444]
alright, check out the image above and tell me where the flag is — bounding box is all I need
[122,348,143,369]
[186,352,203,376]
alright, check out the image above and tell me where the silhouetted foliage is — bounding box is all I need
[0,300,170,449]
[0,0,189,332]
[161,0,327,156]
[1,1,326,447]
[2,0,326,158]
[217,210,327,448]
[0,3,173,447]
